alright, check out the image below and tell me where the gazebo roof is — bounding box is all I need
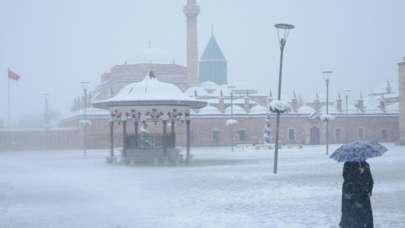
[93,71,207,110]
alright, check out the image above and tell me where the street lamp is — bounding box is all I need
[273,23,294,174]
[231,91,234,152]
[344,89,352,143]
[322,70,333,155]
[80,81,90,158]
[344,89,352,114]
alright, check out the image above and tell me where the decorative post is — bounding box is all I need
[80,81,90,158]
[230,91,234,152]
[134,121,139,148]
[109,119,114,158]
[171,121,176,147]
[122,118,127,158]
[163,120,168,156]
[185,111,191,165]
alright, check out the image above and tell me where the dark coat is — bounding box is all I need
[340,161,374,228]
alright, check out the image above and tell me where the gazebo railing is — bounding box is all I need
[127,133,175,150]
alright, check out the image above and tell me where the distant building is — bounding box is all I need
[199,33,227,85]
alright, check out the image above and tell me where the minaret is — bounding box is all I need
[184,0,200,87]
[399,57,405,144]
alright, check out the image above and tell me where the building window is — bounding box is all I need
[358,128,364,140]
[335,128,342,141]
[212,129,220,144]
[238,130,247,141]
[288,128,296,141]
[382,129,388,140]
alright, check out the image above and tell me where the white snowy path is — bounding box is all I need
[0,145,404,228]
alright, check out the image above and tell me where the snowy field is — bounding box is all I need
[1,145,405,228]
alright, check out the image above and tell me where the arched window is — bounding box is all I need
[238,129,247,141]
[358,128,364,140]
[211,129,220,144]
[335,128,342,141]
[288,128,296,141]
[382,129,388,140]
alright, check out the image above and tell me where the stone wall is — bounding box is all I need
[399,58,405,144]
[3,113,398,150]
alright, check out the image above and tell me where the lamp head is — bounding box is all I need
[274,23,295,47]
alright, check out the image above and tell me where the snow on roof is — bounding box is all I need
[225,105,246,114]
[371,81,397,96]
[249,105,267,114]
[297,105,316,114]
[386,102,399,113]
[61,107,110,120]
[93,72,207,109]
[200,81,219,91]
[198,105,222,115]
[185,87,209,97]
[320,104,339,114]
[105,74,191,101]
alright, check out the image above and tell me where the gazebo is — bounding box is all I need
[93,71,207,165]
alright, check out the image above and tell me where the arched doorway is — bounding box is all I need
[310,127,321,145]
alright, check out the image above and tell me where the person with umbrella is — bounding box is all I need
[330,141,388,228]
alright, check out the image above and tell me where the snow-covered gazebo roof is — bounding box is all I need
[93,72,207,110]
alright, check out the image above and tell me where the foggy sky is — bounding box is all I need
[1,0,404,125]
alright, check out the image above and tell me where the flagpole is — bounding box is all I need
[7,70,11,147]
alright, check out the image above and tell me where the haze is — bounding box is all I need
[1,0,404,123]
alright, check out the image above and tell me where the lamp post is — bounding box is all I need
[230,91,234,152]
[344,89,351,114]
[322,70,333,155]
[80,81,90,158]
[344,89,352,143]
[273,23,294,174]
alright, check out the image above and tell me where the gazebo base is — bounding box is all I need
[107,148,184,166]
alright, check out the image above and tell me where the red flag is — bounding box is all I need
[8,69,20,81]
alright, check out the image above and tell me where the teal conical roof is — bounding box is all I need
[201,35,226,61]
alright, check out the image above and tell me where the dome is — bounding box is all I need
[128,47,171,64]
[200,81,219,91]
[198,105,222,115]
[225,105,246,114]
[250,105,267,114]
[93,72,207,109]
[297,105,316,114]
[212,87,232,97]
[185,87,209,97]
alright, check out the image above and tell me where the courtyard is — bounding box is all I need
[0,145,404,228]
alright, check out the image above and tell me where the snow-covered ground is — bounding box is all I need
[1,145,404,228]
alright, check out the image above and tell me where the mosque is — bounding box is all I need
[1,0,404,150]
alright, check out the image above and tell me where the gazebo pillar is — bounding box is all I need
[171,121,176,147]
[186,119,191,164]
[109,121,114,158]
[163,120,168,156]
[134,121,139,148]
[122,120,128,157]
